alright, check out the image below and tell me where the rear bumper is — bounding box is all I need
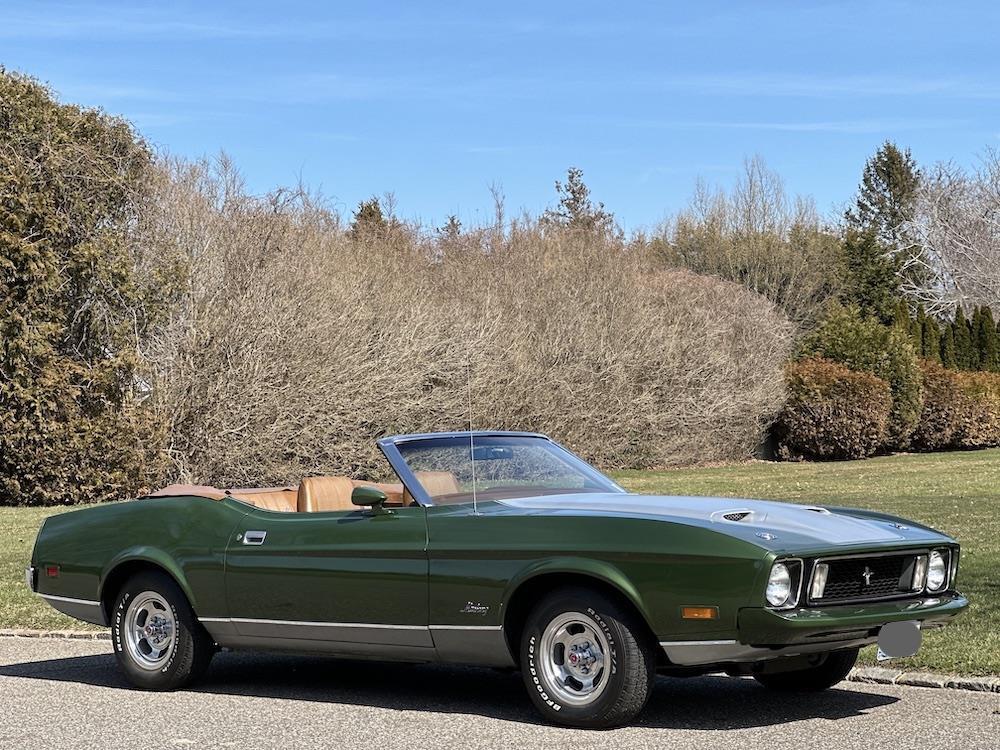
[660,591,967,667]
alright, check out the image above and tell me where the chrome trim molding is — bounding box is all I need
[39,593,101,607]
[230,618,425,630]
[658,639,737,646]
[429,625,503,631]
[199,616,502,632]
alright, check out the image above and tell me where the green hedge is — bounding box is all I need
[798,304,922,449]
[777,357,892,460]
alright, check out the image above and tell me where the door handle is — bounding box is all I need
[242,530,267,546]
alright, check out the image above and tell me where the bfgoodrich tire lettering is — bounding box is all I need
[520,586,654,728]
[111,570,213,690]
[753,648,859,692]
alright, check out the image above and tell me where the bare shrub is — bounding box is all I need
[652,157,843,329]
[137,159,793,486]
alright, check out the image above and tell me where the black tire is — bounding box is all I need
[752,648,859,692]
[520,586,655,728]
[110,570,214,690]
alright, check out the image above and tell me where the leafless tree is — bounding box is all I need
[905,152,1000,314]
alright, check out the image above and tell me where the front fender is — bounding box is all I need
[501,556,653,626]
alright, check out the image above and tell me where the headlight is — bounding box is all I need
[766,562,793,607]
[927,550,948,592]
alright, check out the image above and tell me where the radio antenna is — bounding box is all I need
[467,359,478,516]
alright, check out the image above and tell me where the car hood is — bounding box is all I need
[493,493,952,553]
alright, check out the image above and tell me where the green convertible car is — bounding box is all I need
[28,431,967,727]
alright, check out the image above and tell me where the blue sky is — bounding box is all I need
[3,1,999,231]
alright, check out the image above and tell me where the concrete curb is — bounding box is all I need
[0,628,110,641]
[848,666,1000,693]
[2,630,998,693]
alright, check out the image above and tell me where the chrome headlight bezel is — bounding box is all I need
[926,549,949,593]
[765,558,802,609]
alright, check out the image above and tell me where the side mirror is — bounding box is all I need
[351,485,389,512]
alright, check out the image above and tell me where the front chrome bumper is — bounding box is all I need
[659,592,967,667]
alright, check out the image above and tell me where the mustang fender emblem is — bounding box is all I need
[755,532,777,541]
[461,601,490,616]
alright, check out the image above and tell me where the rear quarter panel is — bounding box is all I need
[31,497,250,622]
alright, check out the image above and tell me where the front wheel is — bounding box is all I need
[753,648,859,692]
[111,570,214,690]
[520,587,655,728]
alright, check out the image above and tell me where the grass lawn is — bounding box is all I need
[2,449,997,674]
[614,448,1000,676]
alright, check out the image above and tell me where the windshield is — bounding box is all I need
[395,435,625,506]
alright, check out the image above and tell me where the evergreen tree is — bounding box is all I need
[940,324,957,369]
[891,298,911,330]
[0,70,159,505]
[911,305,927,354]
[971,307,985,370]
[840,230,901,323]
[845,141,921,249]
[350,197,387,238]
[921,316,941,362]
[541,167,619,236]
[979,306,1000,372]
[953,307,974,370]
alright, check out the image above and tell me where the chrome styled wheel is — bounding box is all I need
[537,611,611,706]
[124,590,176,670]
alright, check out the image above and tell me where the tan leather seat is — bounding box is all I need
[298,476,356,513]
[402,470,461,505]
[230,488,297,512]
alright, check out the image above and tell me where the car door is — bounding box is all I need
[223,504,431,650]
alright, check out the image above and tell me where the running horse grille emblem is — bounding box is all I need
[861,566,874,586]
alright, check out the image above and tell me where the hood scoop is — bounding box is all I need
[712,509,764,524]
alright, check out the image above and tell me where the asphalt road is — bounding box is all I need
[1,638,997,750]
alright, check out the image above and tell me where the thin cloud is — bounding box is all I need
[642,72,1000,100]
[622,118,970,134]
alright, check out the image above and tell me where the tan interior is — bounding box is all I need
[402,470,461,505]
[150,476,415,513]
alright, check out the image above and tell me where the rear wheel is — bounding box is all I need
[753,648,859,692]
[520,587,655,728]
[111,570,214,690]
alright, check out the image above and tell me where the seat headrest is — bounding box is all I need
[298,476,356,513]
[402,470,461,505]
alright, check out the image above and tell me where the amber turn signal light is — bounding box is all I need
[681,606,718,620]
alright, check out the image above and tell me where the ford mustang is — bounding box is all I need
[27,431,967,727]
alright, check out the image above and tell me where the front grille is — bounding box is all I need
[811,554,915,604]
